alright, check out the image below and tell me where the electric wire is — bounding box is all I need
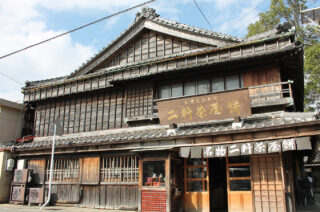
[229,0,269,37]
[192,0,214,30]
[0,0,155,60]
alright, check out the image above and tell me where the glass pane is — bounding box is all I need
[229,180,251,191]
[143,161,165,187]
[187,158,207,166]
[187,180,207,192]
[159,85,170,99]
[197,80,210,94]
[226,75,240,90]
[212,77,224,92]
[229,166,250,178]
[187,167,207,179]
[172,83,183,97]
[184,81,196,96]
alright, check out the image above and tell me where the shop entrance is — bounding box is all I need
[209,158,228,212]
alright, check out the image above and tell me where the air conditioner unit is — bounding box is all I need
[6,159,14,171]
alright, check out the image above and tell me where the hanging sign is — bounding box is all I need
[182,137,306,158]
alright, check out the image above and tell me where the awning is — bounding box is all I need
[180,137,311,158]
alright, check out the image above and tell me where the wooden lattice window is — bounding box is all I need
[45,158,79,183]
[100,155,139,183]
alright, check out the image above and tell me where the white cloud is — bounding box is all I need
[0,0,95,102]
[211,0,267,37]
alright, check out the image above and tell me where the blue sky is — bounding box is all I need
[0,0,319,102]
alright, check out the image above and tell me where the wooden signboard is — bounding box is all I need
[13,169,29,183]
[157,89,252,125]
[29,188,44,205]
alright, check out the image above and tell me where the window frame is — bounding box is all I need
[226,156,252,192]
[157,73,243,100]
[184,157,209,192]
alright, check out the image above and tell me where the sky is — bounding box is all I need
[0,0,319,102]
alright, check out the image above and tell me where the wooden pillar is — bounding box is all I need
[166,153,171,212]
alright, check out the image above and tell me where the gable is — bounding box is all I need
[89,29,212,74]
[70,7,240,78]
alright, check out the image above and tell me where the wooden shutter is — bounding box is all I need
[28,159,46,184]
[80,157,100,184]
[251,154,285,212]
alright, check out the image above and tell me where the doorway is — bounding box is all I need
[210,158,228,212]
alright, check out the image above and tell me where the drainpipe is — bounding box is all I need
[41,119,62,210]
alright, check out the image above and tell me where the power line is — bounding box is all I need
[0,0,156,60]
[192,0,214,30]
[0,71,23,85]
[230,0,268,36]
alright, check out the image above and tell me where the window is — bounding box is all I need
[158,74,243,99]
[46,158,79,183]
[100,156,139,183]
[172,83,183,97]
[212,77,224,92]
[226,74,240,90]
[184,81,196,96]
[143,160,165,187]
[227,156,251,191]
[197,80,210,94]
[159,85,170,99]
[185,158,208,192]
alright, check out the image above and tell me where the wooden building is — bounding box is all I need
[5,7,320,212]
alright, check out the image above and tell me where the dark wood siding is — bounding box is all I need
[34,79,155,136]
[126,82,153,118]
[92,29,208,72]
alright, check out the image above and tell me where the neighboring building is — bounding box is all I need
[6,7,320,212]
[0,98,22,143]
[0,98,22,203]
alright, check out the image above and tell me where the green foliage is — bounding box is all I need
[246,0,320,111]
[304,43,320,111]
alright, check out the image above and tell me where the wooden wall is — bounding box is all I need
[34,81,154,137]
[93,29,208,72]
[126,82,153,118]
[243,66,281,87]
[28,159,46,185]
[81,185,139,209]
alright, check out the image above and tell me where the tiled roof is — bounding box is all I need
[67,7,240,77]
[11,112,320,150]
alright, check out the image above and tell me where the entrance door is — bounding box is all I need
[210,158,228,212]
[184,158,210,212]
[251,154,286,212]
[227,156,253,212]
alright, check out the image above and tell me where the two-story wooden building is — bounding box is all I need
[5,7,320,212]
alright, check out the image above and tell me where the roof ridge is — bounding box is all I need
[68,7,241,78]
[152,16,241,42]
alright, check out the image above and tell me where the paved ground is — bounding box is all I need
[1,203,320,212]
[0,204,137,212]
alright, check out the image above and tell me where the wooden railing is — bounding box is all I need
[248,80,293,103]
[152,81,294,115]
